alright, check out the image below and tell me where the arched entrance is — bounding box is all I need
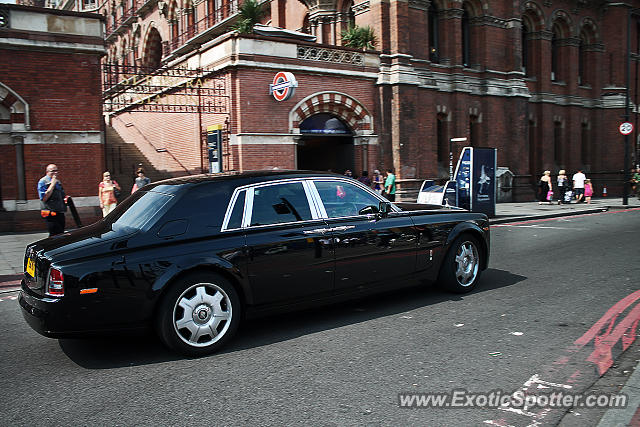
[297,113,353,172]
[290,91,375,174]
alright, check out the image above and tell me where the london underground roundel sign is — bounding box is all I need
[269,72,298,102]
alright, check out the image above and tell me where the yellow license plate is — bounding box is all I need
[26,257,35,278]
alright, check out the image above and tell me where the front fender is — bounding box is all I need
[444,220,490,270]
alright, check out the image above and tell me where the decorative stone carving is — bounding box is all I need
[409,0,430,11]
[297,45,365,65]
[351,0,369,16]
[158,1,167,17]
[0,6,9,29]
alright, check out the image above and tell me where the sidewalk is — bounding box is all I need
[1,197,638,292]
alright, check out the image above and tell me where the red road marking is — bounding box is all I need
[630,405,640,427]
[575,289,640,346]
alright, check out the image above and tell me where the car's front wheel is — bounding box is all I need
[157,272,241,356]
[439,234,483,293]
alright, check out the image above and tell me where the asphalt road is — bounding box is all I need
[0,209,639,426]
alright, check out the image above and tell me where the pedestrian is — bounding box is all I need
[556,169,569,205]
[372,169,384,194]
[572,169,586,203]
[99,171,121,217]
[344,169,353,178]
[37,164,67,236]
[384,168,396,202]
[584,179,594,204]
[358,170,371,187]
[131,167,151,194]
[538,170,552,205]
[633,168,640,199]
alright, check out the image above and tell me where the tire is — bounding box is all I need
[438,234,483,293]
[156,272,241,356]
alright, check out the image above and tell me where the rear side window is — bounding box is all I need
[226,190,245,229]
[249,182,312,226]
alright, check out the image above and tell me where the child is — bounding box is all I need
[584,179,593,204]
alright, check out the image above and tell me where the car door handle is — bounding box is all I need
[303,228,329,234]
[328,225,355,232]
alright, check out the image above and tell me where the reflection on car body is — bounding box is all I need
[19,170,490,356]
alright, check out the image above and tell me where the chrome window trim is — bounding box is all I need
[311,177,400,221]
[302,180,324,219]
[220,175,398,232]
[243,187,255,228]
[221,189,246,232]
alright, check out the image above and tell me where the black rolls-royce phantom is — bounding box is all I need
[19,171,490,356]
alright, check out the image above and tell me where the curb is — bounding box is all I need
[490,206,609,225]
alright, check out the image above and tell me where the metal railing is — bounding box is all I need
[169,0,238,51]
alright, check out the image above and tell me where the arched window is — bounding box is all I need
[551,27,559,81]
[521,20,531,75]
[143,27,163,71]
[578,36,585,85]
[579,22,597,86]
[428,3,439,63]
[461,6,470,67]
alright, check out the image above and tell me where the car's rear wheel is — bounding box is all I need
[157,272,241,356]
[439,234,483,293]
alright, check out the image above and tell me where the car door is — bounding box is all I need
[242,180,334,305]
[310,179,418,292]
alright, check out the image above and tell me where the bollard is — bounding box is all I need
[603,185,607,197]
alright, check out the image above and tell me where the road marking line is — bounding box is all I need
[497,225,585,230]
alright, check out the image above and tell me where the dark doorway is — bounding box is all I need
[297,113,354,172]
[297,136,354,172]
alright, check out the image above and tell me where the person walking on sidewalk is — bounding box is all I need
[572,169,586,203]
[372,170,384,194]
[131,167,151,194]
[37,164,66,236]
[99,171,121,217]
[538,170,552,205]
[556,169,569,205]
[384,168,396,202]
[584,179,594,204]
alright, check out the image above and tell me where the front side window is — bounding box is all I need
[314,180,381,218]
[249,182,313,226]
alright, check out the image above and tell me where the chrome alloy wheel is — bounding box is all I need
[454,241,479,287]
[172,282,232,347]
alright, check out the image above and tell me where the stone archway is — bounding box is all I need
[290,92,375,173]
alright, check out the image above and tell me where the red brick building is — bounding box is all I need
[0,4,105,230]
[69,0,640,199]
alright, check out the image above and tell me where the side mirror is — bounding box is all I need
[358,205,379,216]
[378,201,391,218]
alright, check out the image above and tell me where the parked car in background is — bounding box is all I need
[19,170,490,356]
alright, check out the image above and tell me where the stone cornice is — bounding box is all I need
[469,15,509,28]
[352,0,370,15]
[527,30,553,41]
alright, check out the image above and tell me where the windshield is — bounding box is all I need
[104,190,173,232]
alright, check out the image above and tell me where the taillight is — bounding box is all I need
[46,268,64,297]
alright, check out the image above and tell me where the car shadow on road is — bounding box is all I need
[58,267,526,369]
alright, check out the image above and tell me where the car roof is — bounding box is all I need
[146,170,346,189]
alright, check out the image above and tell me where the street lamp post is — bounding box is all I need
[624,6,631,206]
[449,137,468,179]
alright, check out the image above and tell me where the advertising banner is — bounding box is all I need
[471,148,497,217]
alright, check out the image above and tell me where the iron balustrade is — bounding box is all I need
[169,0,238,51]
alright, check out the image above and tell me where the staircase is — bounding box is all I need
[104,125,177,193]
